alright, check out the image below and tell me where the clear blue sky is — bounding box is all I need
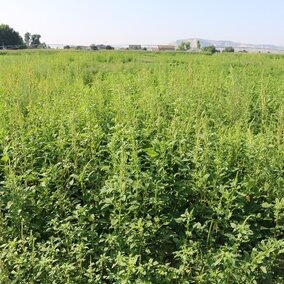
[1,0,283,46]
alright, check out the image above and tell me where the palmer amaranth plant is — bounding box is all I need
[0,50,283,283]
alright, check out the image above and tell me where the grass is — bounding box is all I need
[0,50,283,283]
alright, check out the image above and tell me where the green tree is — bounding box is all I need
[0,24,24,48]
[24,32,31,47]
[197,40,201,49]
[223,46,235,53]
[106,45,114,50]
[31,34,41,47]
[202,45,218,54]
[185,41,191,50]
[178,41,191,51]
[25,33,46,49]
[90,44,98,50]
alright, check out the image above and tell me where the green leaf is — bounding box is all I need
[1,155,9,163]
[230,222,237,229]
[144,147,158,158]
[261,202,273,208]
[260,266,267,274]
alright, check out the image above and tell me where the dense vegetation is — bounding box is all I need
[0,50,283,283]
[0,24,45,49]
[0,25,24,47]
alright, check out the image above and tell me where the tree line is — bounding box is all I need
[0,24,46,49]
[1,24,239,53]
[177,40,236,54]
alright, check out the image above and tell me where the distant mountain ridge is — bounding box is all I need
[175,38,284,52]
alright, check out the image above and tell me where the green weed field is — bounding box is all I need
[0,50,283,283]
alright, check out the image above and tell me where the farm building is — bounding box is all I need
[75,46,91,50]
[129,45,142,50]
[157,45,176,51]
[96,44,107,50]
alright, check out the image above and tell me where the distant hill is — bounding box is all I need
[175,38,284,52]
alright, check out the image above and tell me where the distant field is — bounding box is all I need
[0,50,283,283]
